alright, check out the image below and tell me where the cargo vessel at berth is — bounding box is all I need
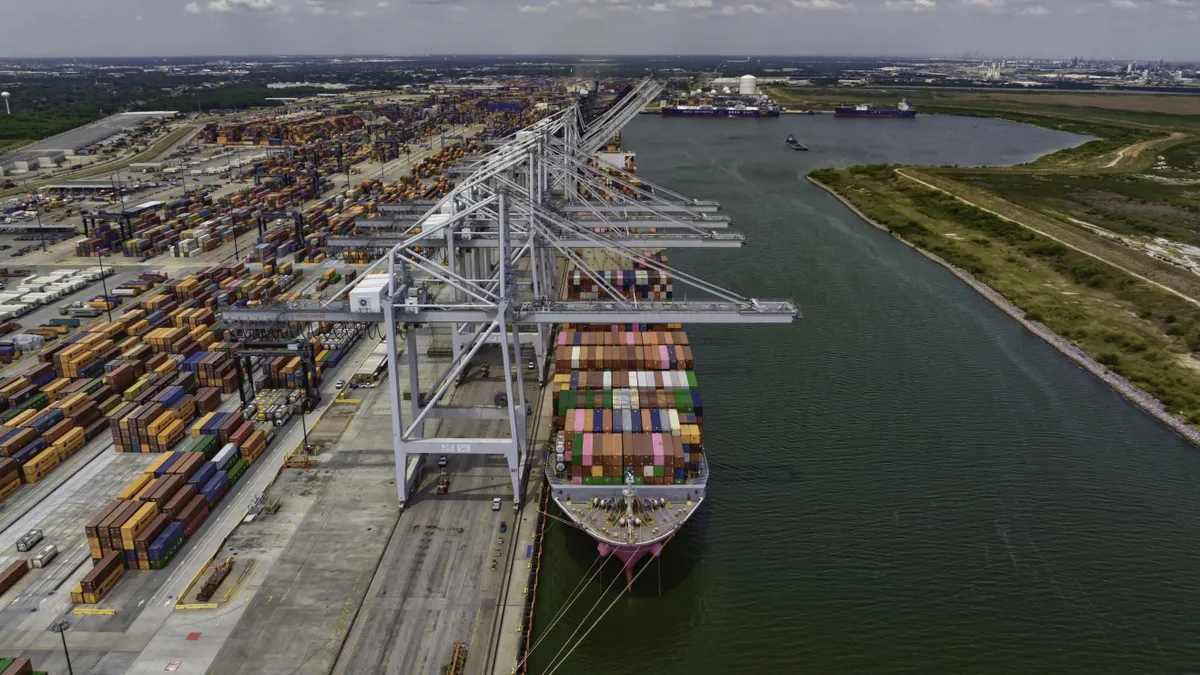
[547,251,707,587]
[660,100,780,118]
[834,99,917,118]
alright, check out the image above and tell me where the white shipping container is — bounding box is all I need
[213,443,239,468]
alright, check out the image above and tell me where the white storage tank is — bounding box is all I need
[739,74,757,96]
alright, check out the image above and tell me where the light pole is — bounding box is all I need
[95,247,113,323]
[35,205,46,252]
[51,620,74,675]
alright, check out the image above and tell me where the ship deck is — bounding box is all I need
[551,491,703,549]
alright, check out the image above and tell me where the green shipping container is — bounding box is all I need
[228,458,249,485]
[184,434,219,460]
[686,371,698,388]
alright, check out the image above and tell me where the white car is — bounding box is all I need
[491,497,502,511]
[437,456,448,468]
[334,379,346,389]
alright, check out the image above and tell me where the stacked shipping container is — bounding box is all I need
[551,325,704,487]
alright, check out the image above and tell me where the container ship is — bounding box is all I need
[834,99,917,119]
[660,99,780,118]
[547,252,708,588]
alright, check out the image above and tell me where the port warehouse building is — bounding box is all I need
[0,111,178,176]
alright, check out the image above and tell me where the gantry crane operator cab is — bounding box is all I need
[404,285,428,315]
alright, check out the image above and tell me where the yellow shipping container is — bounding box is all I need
[53,427,86,460]
[192,413,216,438]
[158,419,185,445]
[145,409,178,437]
[119,473,153,501]
[120,501,160,550]
[23,447,61,481]
[0,376,29,397]
[144,453,173,475]
[44,378,72,401]
[5,409,39,429]
[52,392,89,415]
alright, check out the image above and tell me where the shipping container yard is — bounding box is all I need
[0,77,797,675]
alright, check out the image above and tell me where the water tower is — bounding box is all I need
[738,75,757,96]
[1,92,9,115]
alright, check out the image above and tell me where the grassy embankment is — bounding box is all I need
[799,88,1200,427]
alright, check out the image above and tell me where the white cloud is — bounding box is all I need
[1109,0,1139,6]
[377,0,390,5]
[518,3,550,10]
[206,0,275,11]
[791,0,852,8]
[962,0,1002,6]
[184,1,202,11]
[351,8,368,15]
[717,2,766,13]
[1015,4,1048,13]
[885,0,935,10]
[648,2,671,9]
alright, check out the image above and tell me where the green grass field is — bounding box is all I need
[811,166,1200,422]
[948,171,1200,246]
[0,139,31,154]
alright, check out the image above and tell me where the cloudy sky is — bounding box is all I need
[0,0,1197,60]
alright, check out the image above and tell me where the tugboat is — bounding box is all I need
[786,134,808,151]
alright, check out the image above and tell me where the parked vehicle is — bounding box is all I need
[15,529,43,552]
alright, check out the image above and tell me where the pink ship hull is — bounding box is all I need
[597,540,667,589]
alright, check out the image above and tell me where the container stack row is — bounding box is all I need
[74,418,279,603]
[0,264,250,506]
[553,329,694,372]
[566,270,673,301]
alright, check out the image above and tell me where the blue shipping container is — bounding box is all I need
[148,522,184,560]
[201,470,228,503]
[156,451,184,478]
[187,461,217,488]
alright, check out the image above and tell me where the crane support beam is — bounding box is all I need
[325,233,744,250]
[355,216,731,230]
[220,300,799,326]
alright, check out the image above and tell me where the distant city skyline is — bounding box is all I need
[1,0,1198,61]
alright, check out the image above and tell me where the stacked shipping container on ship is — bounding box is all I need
[546,253,708,583]
[566,269,673,301]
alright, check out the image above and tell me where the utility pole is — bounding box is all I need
[51,620,74,675]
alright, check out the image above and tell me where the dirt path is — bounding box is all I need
[896,168,1200,309]
[1103,131,1187,169]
